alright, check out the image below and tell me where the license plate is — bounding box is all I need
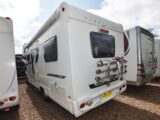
[101,90,113,100]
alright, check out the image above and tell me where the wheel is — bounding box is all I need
[40,87,51,102]
[25,73,29,85]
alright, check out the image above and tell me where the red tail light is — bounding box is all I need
[4,99,8,103]
[79,103,85,109]
[137,64,144,68]
[5,108,10,112]
[100,28,109,33]
[137,64,145,77]
[9,96,16,101]
[0,101,4,106]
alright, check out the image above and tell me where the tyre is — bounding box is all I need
[40,87,51,102]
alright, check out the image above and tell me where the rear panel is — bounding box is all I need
[140,28,155,81]
[155,40,160,77]
[0,17,18,109]
[124,27,155,86]
[68,17,126,116]
[124,29,138,82]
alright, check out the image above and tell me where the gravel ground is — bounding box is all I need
[0,79,160,120]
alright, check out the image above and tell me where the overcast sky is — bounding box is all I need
[0,0,159,53]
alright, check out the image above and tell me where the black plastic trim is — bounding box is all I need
[47,73,65,79]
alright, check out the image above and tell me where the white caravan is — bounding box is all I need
[24,2,127,117]
[0,17,19,111]
[154,39,160,78]
[124,26,155,86]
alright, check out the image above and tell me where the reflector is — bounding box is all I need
[79,103,85,109]
[9,96,16,101]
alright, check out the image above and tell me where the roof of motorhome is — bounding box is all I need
[155,39,160,40]
[0,16,13,34]
[25,2,123,49]
[125,26,154,38]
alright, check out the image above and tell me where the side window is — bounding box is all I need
[35,48,39,63]
[31,52,34,63]
[90,32,115,58]
[44,36,58,62]
[30,52,35,74]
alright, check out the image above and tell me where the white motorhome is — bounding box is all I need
[24,2,127,117]
[124,26,155,86]
[154,39,160,78]
[0,17,19,111]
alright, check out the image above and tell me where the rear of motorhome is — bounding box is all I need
[154,39,160,78]
[0,17,19,111]
[24,2,127,117]
[124,26,155,86]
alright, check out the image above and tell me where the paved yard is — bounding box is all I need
[0,79,160,120]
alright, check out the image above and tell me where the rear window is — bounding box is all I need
[90,32,115,58]
[44,36,58,62]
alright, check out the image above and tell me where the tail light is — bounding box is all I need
[9,96,16,101]
[4,99,8,103]
[137,64,145,77]
[0,101,4,106]
[137,64,144,68]
[79,100,93,109]
[79,103,85,109]
[5,108,10,112]
[100,28,109,34]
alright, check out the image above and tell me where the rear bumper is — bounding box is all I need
[0,97,19,110]
[72,80,126,117]
[0,104,19,113]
